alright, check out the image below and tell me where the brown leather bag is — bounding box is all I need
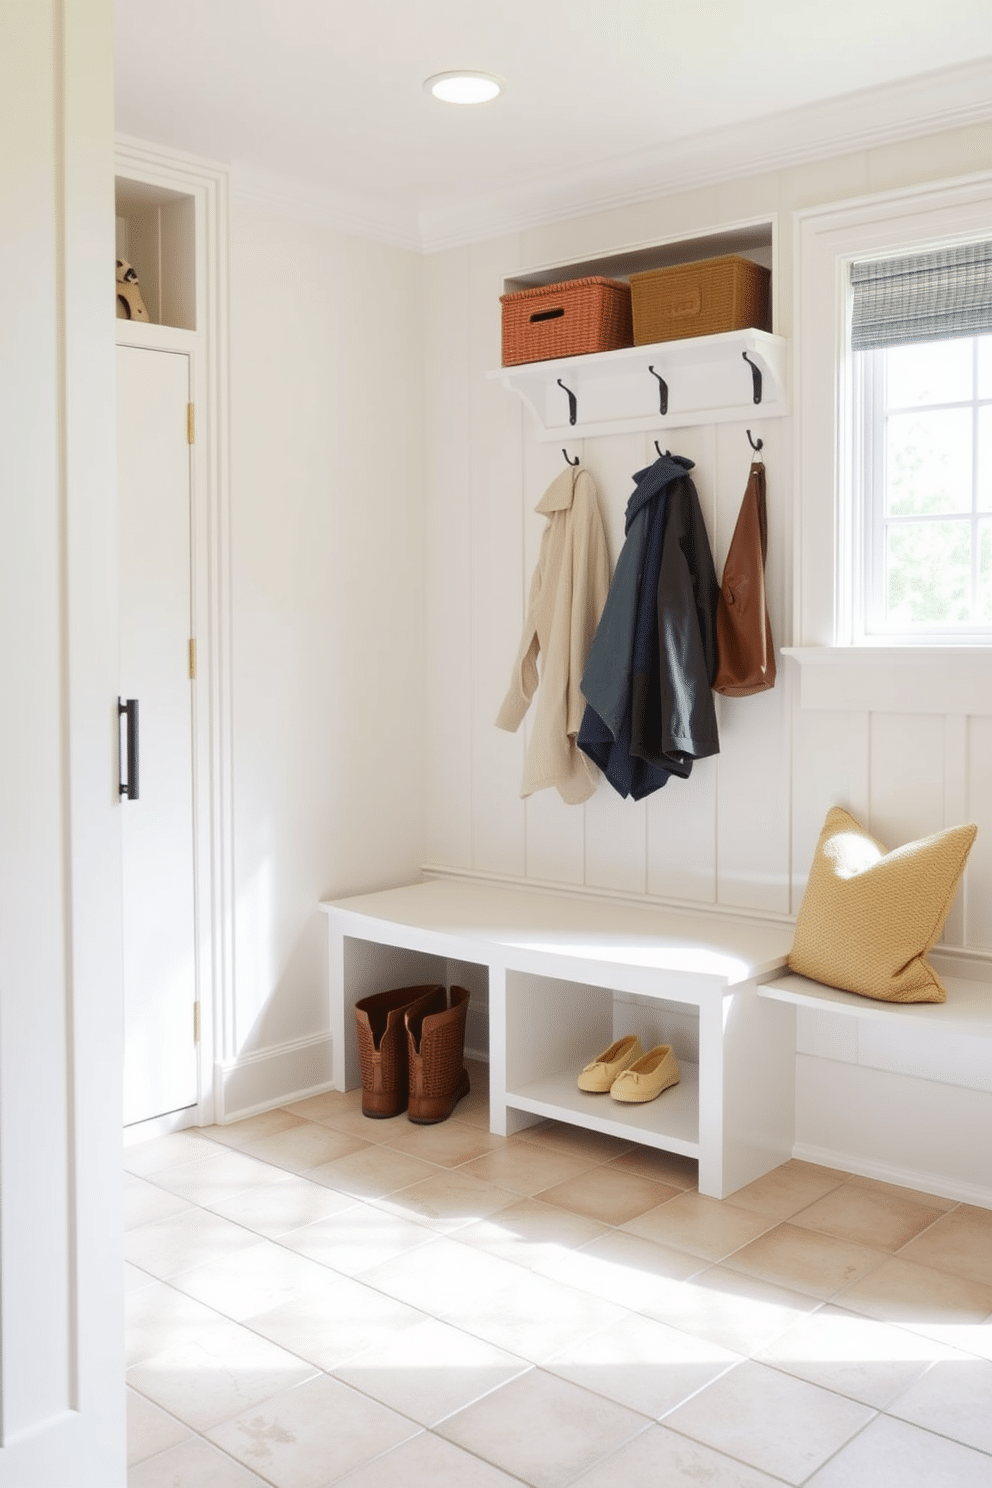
[713,460,776,696]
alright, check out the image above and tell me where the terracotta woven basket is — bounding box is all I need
[630,255,770,344]
[501,276,633,366]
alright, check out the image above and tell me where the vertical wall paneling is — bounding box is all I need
[522,439,585,884]
[712,419,790,914]
[642,426,721,903]
[424,249,474,869]
[583,432,650,895]
[942,714,968,947]
[647,756,718,904]
[469,237,528,877]
[966,716,992,950]
[790,702,870,910]
[869,712,946,849]
[645,426,722,901]
[424,134,992,991]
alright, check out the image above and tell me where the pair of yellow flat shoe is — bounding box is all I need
[576,1034,681,1103]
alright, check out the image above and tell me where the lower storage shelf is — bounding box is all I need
[506,1062,700,1156]
[322,877,798,1200]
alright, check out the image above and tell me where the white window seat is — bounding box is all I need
[759,969,992,1035]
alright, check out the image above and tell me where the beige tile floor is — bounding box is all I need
[125,1060,992,1488]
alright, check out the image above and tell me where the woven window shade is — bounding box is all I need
[850,239,992,351]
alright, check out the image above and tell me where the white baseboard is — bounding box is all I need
[123,1105,200,1146]
[793,1142,992,1211]
[214,1031,335,1124]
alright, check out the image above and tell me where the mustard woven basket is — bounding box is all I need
[630,255,770,344]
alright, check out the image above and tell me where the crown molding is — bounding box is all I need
[175,56,992,256]
[116,133,230,191]
[418,57,992,252]
[228,166,423,253]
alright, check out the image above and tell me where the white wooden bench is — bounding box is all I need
[322,878,796,1200]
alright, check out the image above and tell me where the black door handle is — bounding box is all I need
[118,697,139,800]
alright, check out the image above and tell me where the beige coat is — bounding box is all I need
[495,466,610,804]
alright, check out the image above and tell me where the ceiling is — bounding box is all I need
[114,0,992,251]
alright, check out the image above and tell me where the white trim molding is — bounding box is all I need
[793,169,992,655]
[207,60,992,254]
[115,137,233,1130]
[214,1033,335,1125]
[783,646,992,714]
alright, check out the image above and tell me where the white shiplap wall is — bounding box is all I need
[424,130,992,948]
[423,121,992,1203]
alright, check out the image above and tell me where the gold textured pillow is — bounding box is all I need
[788,807,977,1004]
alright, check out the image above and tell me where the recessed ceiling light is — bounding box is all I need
[424,71,502,105]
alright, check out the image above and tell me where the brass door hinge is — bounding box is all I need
[188,638,196,679]
[193,1002,201,1044]
[187,402,195,444]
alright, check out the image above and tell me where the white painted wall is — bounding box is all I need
[185,114,989,1193]
[424,120,992,928]
[422,119,992,1198]
[225,204,427,1107]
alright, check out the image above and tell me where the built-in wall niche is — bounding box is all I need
[115,176,196,331]
[501,220,776,328]
[494,219,784,436]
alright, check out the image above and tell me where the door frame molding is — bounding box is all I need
[115,138,231,1129]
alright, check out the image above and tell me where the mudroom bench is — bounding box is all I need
[321,878,797,1200]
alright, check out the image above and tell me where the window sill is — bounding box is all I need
[781,646,992,715]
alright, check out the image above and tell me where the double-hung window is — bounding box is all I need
[849,242,992,641]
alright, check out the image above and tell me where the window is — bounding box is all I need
[855,333,992,635]
[849,240,992,641]
[795,175,992,670]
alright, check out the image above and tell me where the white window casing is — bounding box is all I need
[788,171,992,714]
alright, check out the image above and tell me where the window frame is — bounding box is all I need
[794,170,992,655]
[855,332,992,641]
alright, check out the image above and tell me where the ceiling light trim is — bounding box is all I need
[424,70,503,104]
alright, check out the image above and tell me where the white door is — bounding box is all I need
[1,2,126,1481]
[118,344,198,1126]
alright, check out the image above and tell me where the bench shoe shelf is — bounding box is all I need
[322,878,796,1200]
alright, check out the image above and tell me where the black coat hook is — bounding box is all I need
[746,429,763,453]
[562,448,580,466]
[742,350,763,405]
[654,441,671,459]
[557,378,577,426]
[648,365,668,416]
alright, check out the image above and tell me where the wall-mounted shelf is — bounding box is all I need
[488,328,788,440]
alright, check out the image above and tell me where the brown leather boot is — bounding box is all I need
[354,985,443,1118]
[405,985,471,1124]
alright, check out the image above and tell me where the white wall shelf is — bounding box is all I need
[506,1064,701,1154]
[488,328,788,440]
[115,172,197,331]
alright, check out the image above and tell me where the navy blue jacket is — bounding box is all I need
[577,453,720,800]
